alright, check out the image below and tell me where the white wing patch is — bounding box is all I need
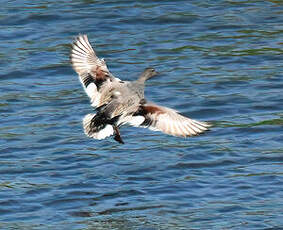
[85,83,100,107]
[127,116,145,127]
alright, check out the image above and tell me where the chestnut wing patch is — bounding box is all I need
[137,103,210,137]
[71,34,119,107]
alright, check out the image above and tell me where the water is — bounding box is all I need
[0,0,283,229]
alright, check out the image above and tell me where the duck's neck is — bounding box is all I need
[137,71,152,83]
[136,77,146,84]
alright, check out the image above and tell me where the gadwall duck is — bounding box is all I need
[71,34,210,144]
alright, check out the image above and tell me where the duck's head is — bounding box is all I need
[138,67,159,82]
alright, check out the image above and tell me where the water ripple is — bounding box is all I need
[0,0,282,229]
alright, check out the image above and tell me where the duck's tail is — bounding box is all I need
[83,113,114,140]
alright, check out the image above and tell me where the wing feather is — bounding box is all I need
[138,103,211,137]
[70,34,119,108]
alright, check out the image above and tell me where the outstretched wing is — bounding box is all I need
[70,34,119,107]
[131,103,211,137]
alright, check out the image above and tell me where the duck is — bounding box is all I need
[70,34,211,144]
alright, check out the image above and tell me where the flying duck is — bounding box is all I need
[70,34,210,144]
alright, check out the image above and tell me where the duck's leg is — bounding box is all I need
[113,125,124,144]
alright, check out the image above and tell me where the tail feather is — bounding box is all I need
[83,114,114,140]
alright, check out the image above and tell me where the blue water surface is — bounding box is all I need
[0,0,283,229]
